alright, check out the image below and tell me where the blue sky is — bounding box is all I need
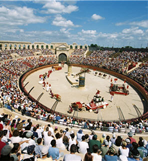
[0,0,147,48]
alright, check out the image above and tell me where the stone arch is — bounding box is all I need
[58,53,67,63]
[41,45,44,49]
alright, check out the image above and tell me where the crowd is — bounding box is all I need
[71,49,87,56]
[128,62,148,89]
[0,49,54,61]
[0,113,148,161]
[0,48,147,160]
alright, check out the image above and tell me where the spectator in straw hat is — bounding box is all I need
[104,146,118,161]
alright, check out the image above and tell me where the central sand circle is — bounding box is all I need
[23,64,144,121]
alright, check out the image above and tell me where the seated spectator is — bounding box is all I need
[37,146,52,160]
[48,139,64,160]
[101,140,109,158]
[23,145,36,161]
[69,132,77,151]
[112,136,122,155]
[89,134,101,153]
[78,135,89,154]
[137,140,148,158]
[0,131,6,157]
[63,144,82,161]
[11,143,21,161]
[55,132,66,150]
[1,144,14,161]
[44,131,54,147]
[100,133,106,144]
[119,141,129,157]
[125,138,132,149]
[91,144,102,161]
[103,146,118,161]
[111,133,116,145]
[77,129,84,142]
[11,130,22,143]
[1,130,8,143]
[127,132,136,144]
[128,149,142,161]
[84,152,93,161]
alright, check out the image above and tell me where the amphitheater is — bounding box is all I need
[0,41,148,160]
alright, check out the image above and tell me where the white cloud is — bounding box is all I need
[60,28,71,34]
[42,1,78,14]
[91,14,104,20]
[0,6,46,26]
[130,20,148,28]
[98,32,118,39]
[81,29,96,35]
[122,27,144,35]
[115,22,126,26]
[52,15,78,27]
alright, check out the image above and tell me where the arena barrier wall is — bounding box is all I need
[19,63,148,123]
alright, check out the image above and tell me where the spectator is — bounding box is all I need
[103,146,118,161]
[101,140,109,158]
[127,132,136,144]
[1,144,14,161]
[91,144,102,161]
[48,139,64,160]
[84,152,93,161]
[78,135,89,154]
[119,140,129,157]
[89,134,101,153]
[0,131,6,157]
[63,144,82,161]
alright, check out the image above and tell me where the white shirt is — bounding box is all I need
[78,141,89,154]
[11,136,22,143]
[69,138,77,151]
[56,137,65,150]
[44,135,53,146]
[91,153,102,161]
[36,128,43,138]
[119,147,129,157]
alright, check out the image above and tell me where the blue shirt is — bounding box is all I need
[128,157,143,161]
[103,155,118,161]
[48,147,60,160]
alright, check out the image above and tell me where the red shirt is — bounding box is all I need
[130,137,136,144]
[0,140,6,156]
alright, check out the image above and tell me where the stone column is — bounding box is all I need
[2,44,5,50]
[68,65,72,76]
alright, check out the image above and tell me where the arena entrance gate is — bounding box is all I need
[58,53,67,63]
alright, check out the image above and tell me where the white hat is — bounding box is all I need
[112,133,116,138]
[102,133,106,137]
[70,131,74,134]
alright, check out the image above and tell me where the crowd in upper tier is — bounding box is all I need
[71,49,87,56]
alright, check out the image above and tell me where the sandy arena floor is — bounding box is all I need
[23,64,144,121]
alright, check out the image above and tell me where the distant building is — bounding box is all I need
[0,41,89,62]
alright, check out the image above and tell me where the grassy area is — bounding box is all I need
[86,51,92,57]
[110,52,121,58]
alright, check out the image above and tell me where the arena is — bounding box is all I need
[0,42,148,161]
[23,64,144,122]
